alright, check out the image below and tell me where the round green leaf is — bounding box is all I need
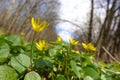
[35,59,53,69]
[83,66,99,79]
[24,71,41,80]
[0,39,10,64]
[70,60,81,78]
[5,35,23,46]
[49,49,57,56]
[0,65,18,80]
[56,75,66,80]
[10,54,31,74]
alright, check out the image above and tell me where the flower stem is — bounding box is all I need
[65,53,67,73]
[30,32,36,68]
[64,53,70,80]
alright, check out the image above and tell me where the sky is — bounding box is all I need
[56,0,118,42]
[56,0,91,42]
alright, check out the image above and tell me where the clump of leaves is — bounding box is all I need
[0,34,120,80]
[0,17,120,80]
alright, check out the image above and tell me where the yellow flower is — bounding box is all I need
[87,43,96,51]
[71,50,80,55]
[56,37,62,43]
[69,38,79,45]
[36,40,47,50]
[82,43,88,50]
[82,43,96,51]
[59,49,63,53]
[20,32,24,36]
[31,17,49,32]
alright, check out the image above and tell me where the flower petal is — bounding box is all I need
[82,43,88,50]
[69,38,79,45]
[31,17,49,32]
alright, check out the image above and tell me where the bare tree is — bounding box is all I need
[0,0,60,41]
[88,0,94,42]
[79,0,120,60]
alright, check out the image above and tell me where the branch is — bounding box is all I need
[54,19,81,28]
[102,46,120,64]
[103,68,120,74]
[113,6,120,14]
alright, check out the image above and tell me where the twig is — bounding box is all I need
[103,68,120,74]
[102,46,120,64]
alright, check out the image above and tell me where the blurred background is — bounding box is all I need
[0,0,120,61]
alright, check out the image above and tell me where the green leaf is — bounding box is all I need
[70,60,81,78]
[35,59,53,69]
[56,53,64,62]
[0,65,18,80]
[0,49,10,64]
[81,52,94,65]
[100,73,117,80]
[83,66,99,79]
[0,39,10,64]
[5,35,23,46]
[84,76,93,80]
[24,71,41,80]
[10,54,31,74]
[56,75,66,80]
[49,49,57,56]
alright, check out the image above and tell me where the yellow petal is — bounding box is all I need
[31,17,37,31]
[36,43,42,50]
[42,40,46,46]
[31,17,40,32]
[88,43,96,51]
[69,38,79,45]
[57,37,62,42]
[36,40,47,51]
[36,18,40,24]
[75,50,80,55]
[31,17,49,32]
[82,43,88,50]
[38,21,48,32]
[71,50,80,55]
[36,43,40,48]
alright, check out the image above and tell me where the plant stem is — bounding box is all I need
[65,53,68,74]
[30,32,36,68]
[64,52,69,80]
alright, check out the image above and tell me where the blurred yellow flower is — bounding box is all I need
[82,43,88,50]
[82,43,96,51]
[20,32,24,36]
[31,17,49,32]
[56,37,62,43]
[69,38,79,45]
[59,49,63,53]
[71,50,80,55]
[36,40,47,50]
